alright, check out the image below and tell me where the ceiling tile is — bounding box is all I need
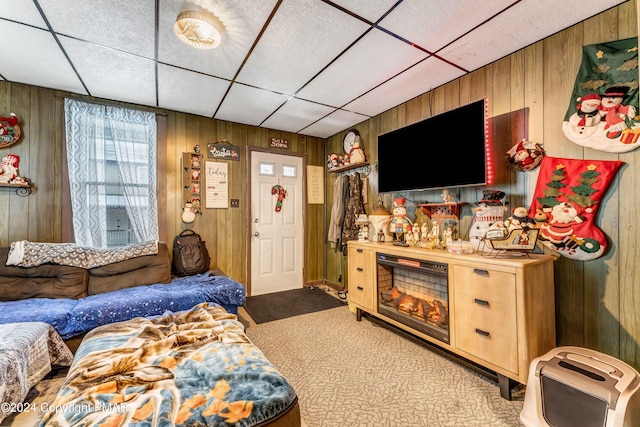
[38,0,155,58]
[157,0,278,80]
[297,28,428,108]
[329,0,399,23]
[215,84,289,126]
[301,109,369,138]
[235,0,370,94]
[158,65,230,117]
[59,36,156,107]
[438,0,629,72]
[0,0,47,29]
[0,23,86,94]
[378,0,514,53]
[261,98,336,133]
[344,57,466,117]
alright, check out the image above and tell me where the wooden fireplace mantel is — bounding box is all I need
[346,240,555,400]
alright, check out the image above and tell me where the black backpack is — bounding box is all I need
[172,230,211,276]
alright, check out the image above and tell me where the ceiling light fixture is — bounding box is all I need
[174,5,224,50]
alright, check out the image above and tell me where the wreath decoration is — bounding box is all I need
[506,139,544,171]
[271,184,287,212]
[0,113,21,149]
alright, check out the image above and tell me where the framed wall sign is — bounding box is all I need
[207,142,240,161]
[205,161,229,208]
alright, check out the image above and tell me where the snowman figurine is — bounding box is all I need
[181,202,196,223]
[385,198,413,245]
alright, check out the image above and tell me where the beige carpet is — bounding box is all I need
[242,304,525,427]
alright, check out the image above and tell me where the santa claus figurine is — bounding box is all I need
[0,154,19,183]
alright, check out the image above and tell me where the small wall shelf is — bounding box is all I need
[0,180,33,196]
[182,152,202,213]
[416,202,468,219]
[328,162,369,175]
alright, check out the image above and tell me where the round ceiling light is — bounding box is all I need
[174,10,223,50]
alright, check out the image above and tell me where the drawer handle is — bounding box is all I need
[357,286,364,291]
[357,267,364,272]
[475,328,490,337]
[474,298,490,307]
[473,268,489,276]
[357,249,363,253]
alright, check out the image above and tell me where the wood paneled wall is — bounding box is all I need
[0,84,325,293]
[324,0,640,368]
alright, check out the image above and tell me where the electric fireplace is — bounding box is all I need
[376,253,449,343]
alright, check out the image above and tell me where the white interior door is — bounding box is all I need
[250,151,304,296]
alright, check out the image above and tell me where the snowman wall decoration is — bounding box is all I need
[562,37,640,153]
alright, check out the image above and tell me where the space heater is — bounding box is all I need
[520,346,640,427]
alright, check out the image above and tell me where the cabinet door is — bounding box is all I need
[453,265,518,374]
[347,246,375,311]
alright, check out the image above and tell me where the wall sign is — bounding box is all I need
[207,142,240,160]
[205,161,229,209]
[270,138,289,149]
[307,165,324,204]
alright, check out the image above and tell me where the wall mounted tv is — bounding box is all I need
[377,98,488,194]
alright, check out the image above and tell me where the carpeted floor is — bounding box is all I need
[244,305,526,427]
[8,291,526,427]
[243,286,347,324]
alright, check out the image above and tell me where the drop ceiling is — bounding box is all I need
[0,0,629,138]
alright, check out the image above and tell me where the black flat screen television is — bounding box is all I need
[377,98,488,193]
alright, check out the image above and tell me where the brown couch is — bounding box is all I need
[0,243,172,301]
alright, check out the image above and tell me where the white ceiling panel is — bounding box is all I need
[158,65,230,117]
[301,109,370,138]
[157,0,278,80]
[0,23,86,94]
[262,98,336,133]
[379,0,514,53]
[0,0,627,139]
[0,0,47,29]
[59,36,156,107]
[345,57,466,117]
[235,0,370,94]
[39,0,155,58]
[297,28,428,107]
[438,0,629,72]
[216,84,289,126]
[329,0,399,23]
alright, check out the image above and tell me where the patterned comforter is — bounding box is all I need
[0,322,74,423]
[6,240,159,269]
[40,303,298,427]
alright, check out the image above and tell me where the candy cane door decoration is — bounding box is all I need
[250,151,304,296]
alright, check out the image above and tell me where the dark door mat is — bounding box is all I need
[244,287,347,324]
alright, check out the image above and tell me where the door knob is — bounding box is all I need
[254,232,259,237]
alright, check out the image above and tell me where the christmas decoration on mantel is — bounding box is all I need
[528,156,623,261]
[562,37,640,153]
[0,113,21,148]
[271,184,287,212]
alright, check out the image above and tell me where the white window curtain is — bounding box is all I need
[64,98,159,248]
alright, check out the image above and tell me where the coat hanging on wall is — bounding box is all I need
[562,37,639,153]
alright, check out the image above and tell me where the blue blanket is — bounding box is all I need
[0,274,246,339]
[40,303,297,427]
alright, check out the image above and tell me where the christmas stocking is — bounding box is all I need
[528,156,622,260]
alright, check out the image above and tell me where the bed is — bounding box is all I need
[40,302,301,427]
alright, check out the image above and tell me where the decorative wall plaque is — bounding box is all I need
[207,140,240,161]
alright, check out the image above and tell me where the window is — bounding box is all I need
[64,99,159,248]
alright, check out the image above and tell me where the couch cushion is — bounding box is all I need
[0,247,89,301]
[87,242,172,295]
